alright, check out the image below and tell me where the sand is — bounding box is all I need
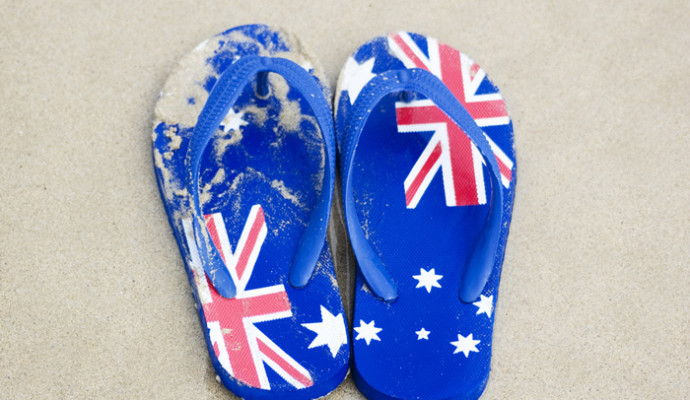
[0,1,688,399]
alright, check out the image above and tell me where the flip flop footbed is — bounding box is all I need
[152,24,348,398]
[335,32,516,400]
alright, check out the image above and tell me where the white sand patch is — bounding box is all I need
[213,129,243,163]
[199,168,225,206]
[270,179,303,207]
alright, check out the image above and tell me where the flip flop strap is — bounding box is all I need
[341,68,504,303]
[186,55,336,298]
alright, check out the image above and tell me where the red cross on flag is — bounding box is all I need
[388,32,514,208]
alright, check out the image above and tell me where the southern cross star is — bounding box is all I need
[220,108,248,133]
[415,328,430,340]
[301,306,348,358]
[450,333,480,358]
[412,268,443,293]
[473,294,494,318]
[353,320,382,345]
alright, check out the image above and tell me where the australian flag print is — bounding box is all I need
[335,31,516,399]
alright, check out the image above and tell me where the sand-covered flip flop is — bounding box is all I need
[152,24,349,399]
[335,32,516,400]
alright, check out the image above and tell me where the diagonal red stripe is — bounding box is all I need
[406,142,442,206]
[205,215,227,263]
[235,208,265,281]
[497,156,512,181]
[258,340,314,388]
[392,34,428,69]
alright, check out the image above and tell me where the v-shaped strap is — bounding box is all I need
[340,68,504,303]
[186,55,336,298]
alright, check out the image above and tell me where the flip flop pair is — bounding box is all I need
[152,24,515,400]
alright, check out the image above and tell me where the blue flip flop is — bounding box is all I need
[335,32,516,400]
[152,24,349,399]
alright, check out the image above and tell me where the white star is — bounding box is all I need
[412,268,443,293]
[354,320,382,345]
[473,294,494,317]
[415,328,430,340]
[220,109,247,133]
[450,333,480,358]
[301,306,348,358]
[340,57,376,104]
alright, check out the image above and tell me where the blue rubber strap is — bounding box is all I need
[186,55,336,298]
[341,68,504,303]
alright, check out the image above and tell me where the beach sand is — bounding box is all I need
[0,1,688,398]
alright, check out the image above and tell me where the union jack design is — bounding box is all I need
[182,205,313,390]
[388,32,514,208]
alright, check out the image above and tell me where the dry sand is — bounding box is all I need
[0,1,688,398]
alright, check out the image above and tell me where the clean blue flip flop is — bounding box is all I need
[335,32,516,400]
[152,24,349,399]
